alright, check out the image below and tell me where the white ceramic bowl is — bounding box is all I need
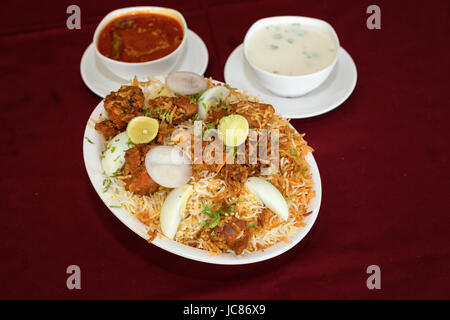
[243,16,340,97]
[93,7,187,80]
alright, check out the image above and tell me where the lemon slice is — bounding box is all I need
[218,114,249,147]
[126,116,159,144]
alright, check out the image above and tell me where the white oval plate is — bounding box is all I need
[80,29,209,98]
[224,44,357,119]
[83,101,322,265]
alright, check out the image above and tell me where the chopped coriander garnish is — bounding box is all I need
[290,147,302,162]
[110,146,116,153]
[111,168,122,176]
[207,123,216,129]
[102,178,111,193]
[223,83,237,90]
[155,108,162,115]
[211,231,216,237]
[189,90,205,103]
[165,113,171,123]
[192,112,198,120]
[247,222,256,228]
[272,33,282,40]
[290,147,296,156]
[84,137,94,144]
[201,203,234,229]
[126,140,135,148]
[237,198,243,204]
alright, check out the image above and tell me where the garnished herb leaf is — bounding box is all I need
[223,83,237,90]
[290,147,302,162]
[126,140,135,148]
[247,222,256,228]
[201,203,234,229]
[112,168,122,176]
[103,178,111,193]
[272,33,282,40]
[84,137,94,144]
[189,90,205,104]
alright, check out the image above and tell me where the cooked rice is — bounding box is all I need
[100,78,315,255]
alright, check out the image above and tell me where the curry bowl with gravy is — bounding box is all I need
[93,7,187,80]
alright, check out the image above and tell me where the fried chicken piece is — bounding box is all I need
[172,96,198,117]
[233,101,275,128]
[210,217,250,255]
[206,108,229,124]
[123,144,151,173]
[122,144,158,195]
[146,96,196,124]
[103,85,144,130]
[124,167,158,195]
[94,120,119,139]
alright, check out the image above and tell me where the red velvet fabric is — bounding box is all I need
[1,0,449,299]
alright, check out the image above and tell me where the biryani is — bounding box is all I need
[93,72,315,256]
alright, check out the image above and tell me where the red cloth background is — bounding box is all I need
[1,0,449,299]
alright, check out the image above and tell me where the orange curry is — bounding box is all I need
[97,12,184,63]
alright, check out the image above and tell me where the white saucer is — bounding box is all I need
[224,44,357,119]
[81,29,209,98]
